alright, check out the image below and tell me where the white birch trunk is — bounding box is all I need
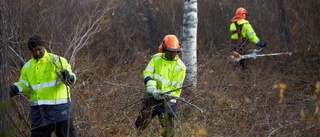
[181,0,198,91]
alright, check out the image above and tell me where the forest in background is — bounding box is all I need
[1,0,320,136]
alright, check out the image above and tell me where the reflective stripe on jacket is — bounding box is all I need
[13,50,76,106]
[230,19,260,44]
[143,53,186,98]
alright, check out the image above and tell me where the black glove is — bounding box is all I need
[60,69,70,81]
[256,40,266,48]
[10,85,19,97]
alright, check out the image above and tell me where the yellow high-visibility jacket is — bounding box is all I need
[143,53,186,98]
[230,19,260,44]
[13,50,76,106]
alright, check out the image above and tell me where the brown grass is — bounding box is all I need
[5,0,320,136]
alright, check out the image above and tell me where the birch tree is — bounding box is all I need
[181,0,198,91]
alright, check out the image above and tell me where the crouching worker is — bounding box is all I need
[10,35,77,137]
[135,34,186,137]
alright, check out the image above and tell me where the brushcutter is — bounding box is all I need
[229,48,292,62]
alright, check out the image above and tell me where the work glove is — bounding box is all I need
[256,40,266,48]
[60,69,73,85]
[146,80,165,100]
[152,90,164,100]
[60,69,70,80]
[10,85,19,97]
[146,80,157,94]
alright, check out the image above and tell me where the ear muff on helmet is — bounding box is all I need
[242,14,247,19]
[175,43,182,54]
[178,47,182,54]
[158,44,164,53]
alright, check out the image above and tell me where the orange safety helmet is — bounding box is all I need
[231,7,248,22]
[235,7,248,15]
[158,34,182,53]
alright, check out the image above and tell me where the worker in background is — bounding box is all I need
[230,7,267,69]
[135,34,186,137]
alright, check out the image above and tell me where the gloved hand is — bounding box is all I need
[152,90,164,100]
[146,80,157,94]
[256,40,266,48]
[60,69,74,86]
[10,85,19,97]
[60,69,70,81]
[60,69,70,80]
[146,80,165,100]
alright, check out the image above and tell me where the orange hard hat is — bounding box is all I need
[158,34,181,52]
[231,7,248,22]
[235,7,248,15]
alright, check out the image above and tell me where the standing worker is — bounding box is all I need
[230,7,267,69]
[10,35,77,137]
[135,34,186,137]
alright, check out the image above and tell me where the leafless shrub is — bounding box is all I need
[4,0,320,136]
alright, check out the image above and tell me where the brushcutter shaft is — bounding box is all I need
[256,52,292,57]
[229,50,292,62]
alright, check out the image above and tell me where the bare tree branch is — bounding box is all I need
[67,2,114,68]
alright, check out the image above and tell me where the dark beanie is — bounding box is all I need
[27,35,45,50]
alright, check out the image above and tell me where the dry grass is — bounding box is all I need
[10,49,320,137]
[4,0,320,136]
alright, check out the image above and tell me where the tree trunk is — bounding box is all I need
[181,0,198,91]
[0,0,14,136]
[278,0,292,52]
